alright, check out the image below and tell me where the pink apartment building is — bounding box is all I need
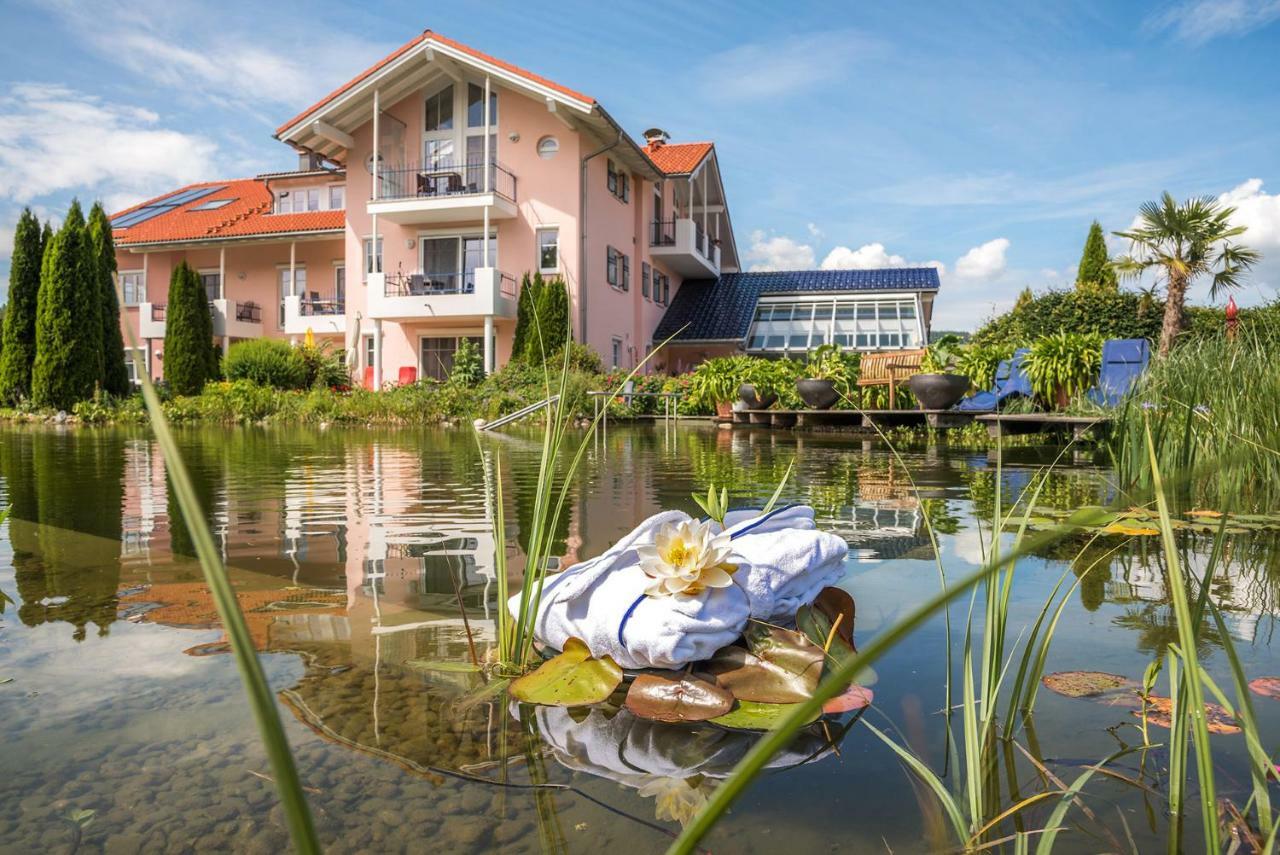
[112,29,938,386]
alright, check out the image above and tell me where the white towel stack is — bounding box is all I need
[509,505,850,669]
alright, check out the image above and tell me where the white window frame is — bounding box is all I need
[328,184,345,210]
[744,293,924,354]
[363,237,383,279]
[416,229,497,292]
[611,337,623,370]
[124,345,149,386]
[537,227,559,274]
[197,268,222,302]
[276,264,308,326]
[119,269,146,306]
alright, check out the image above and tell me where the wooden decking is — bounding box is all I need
[729,408,1109,437]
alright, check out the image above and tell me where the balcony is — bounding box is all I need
[649,217,720,278]
[138,300,264,339]
[283,295,346,336]
[367,161,518,225]
[366,268,518,321]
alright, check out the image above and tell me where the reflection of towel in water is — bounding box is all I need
[528,705,831,783]
[718,506,850,622]
[513,511,751,670]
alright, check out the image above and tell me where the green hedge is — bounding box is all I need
[972,288,1163,347]
[223,339,307,389]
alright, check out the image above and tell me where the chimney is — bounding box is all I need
[642,128,670,150]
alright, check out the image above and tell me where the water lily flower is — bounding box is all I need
[637,776,713,826]
[637,518,737,598]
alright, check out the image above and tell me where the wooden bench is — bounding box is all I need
[856,348,926,409]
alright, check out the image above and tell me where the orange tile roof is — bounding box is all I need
[645,141,713,175]
[275,29,595,138]
[112,178,344,246]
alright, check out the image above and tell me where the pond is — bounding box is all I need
[1,423,1278,852]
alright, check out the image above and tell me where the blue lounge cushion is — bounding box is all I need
[1087,338,1150,406]
[954,348,1031,411]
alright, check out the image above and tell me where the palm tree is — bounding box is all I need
[1113,192,1260,357]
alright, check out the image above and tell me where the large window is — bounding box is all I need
[420,234,496,293]
[278,266,307,326]
[364,237,383,277]
[746,297,921,353]
[199,271,221,302]
[120,270,145,305]
[328,185,345,210]
[466,83,498,127]
[420,336,483,382]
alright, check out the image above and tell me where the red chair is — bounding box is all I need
[363,365,374,390]
[398,366,417,385]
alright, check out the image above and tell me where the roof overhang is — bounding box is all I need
[118,229,345,251]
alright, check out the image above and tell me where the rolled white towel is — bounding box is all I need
[510,511,751,670]
[718,505,850,622]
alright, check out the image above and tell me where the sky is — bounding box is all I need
[2,0,1280,329]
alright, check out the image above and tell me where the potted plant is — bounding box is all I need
[688,356,745,418]
[737,357,779,410]
[907,335,972,410]
[1023,331,1102,409]
[796,344,854,409]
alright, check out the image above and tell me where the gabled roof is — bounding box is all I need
[654,268,942,342]
[275,29,595,139]
[112,179,344,247]
[645,141,713,175]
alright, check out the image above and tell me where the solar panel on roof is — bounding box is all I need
[111,185,226,229]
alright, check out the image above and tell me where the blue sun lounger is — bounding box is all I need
[954,348,1031,412]
[1087,338,1150,407]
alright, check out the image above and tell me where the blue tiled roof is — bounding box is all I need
[654,268,941,342]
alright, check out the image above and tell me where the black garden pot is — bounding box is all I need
[795,378,839,409]
[907,373,971,410]
[738,383,777,410]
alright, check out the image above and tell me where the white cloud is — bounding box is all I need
[806,222,824,240]
[698,30,884,101]
[0,83,217,207]
[745,229,816,271]
[42,0,392,114]
[1219,178,1280,248]
[820,241,946,276]
[954,238,1011,280]
[1040,267,1062,279]
[1147,0,1280,44]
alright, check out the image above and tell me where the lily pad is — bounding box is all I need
[822,684,874,714]
[707,625,824,703]
[710,700,820,731]
[625,671,734,722]
[1042,671,1137,698]
[1136,695,1241,735]
[812,587,856,650]
[1101,523,1161,537]
[1248,677,1280,699]
[508,637,623,706]
[1187,509,1224,519]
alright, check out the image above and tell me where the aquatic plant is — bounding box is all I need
[1022,331,1102,405]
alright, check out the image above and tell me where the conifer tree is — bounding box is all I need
[1075,221,1117,292]
[538,275,570,353]
[0,208,42,403]
[163,261,215,395]
[510,271,545,362]
[33,201,100,409]
[88,203,130,395]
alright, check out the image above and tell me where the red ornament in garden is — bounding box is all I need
[1226,295,1239,340]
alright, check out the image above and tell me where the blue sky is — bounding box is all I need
[2,0,1279,328]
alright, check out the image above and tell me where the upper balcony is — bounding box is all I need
[138,300,264,339]
[366,268,517,321]
[367,161,518,225]
[283,295,347,337]
[649,217,721,278]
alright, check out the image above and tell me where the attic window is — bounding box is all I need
[537,136,559,159]
[189,198,234,211]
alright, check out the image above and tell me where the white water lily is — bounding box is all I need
[637,518,737,598]
[637,776,714,826]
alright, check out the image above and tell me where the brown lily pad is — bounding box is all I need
[822,684,874,714]
[1248,677,1280,699]
[812,587,856,650]
[1042,671,1138,698]
[624,671,734,723]
[1187,509,1224,519]
[1135,695,1242,735]
[706,625,824,704]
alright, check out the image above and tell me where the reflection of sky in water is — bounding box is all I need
[2,425,1280,852]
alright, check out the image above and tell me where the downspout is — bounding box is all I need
[579,129,623,346]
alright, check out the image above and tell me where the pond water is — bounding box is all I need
[1,423,1278,853]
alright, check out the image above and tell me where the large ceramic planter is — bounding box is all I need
[907,373,971,410]
[796,378,839,410]
[738,383,777,410]
[715,401,734,419]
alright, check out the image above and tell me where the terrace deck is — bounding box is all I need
[729,408,1110,438]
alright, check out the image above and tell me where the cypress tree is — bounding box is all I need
[163,261,214,395]
[33,201,99,409]
[88,203,130,395]
[510,271,544,362]
[1075,221,1117,292]
[538,275,570,354]
[0,208,42,403]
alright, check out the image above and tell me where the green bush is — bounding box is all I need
[1023,332,1102,403]
[163,261,216,396]
[33,201,102,408]
[449,338,484,387]
[972,288,1162,348]
[298,342,348,389]
[955,342,1015,390]
[547,341,603,375]
[0,208,42,404]
[224,339,308,389]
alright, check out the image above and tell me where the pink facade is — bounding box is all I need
[112,30,738,387]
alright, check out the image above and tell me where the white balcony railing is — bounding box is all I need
[283,295,346,336]
[366,267,518,320]
[138,300,264,339]
[648,217,720,278]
